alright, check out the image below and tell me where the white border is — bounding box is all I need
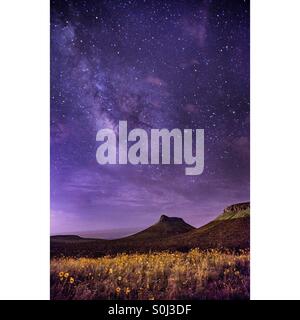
[251,0,300,300]
[0,0,49,300]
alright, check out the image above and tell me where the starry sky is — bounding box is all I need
[51,0,250,235]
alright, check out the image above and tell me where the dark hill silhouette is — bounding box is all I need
[50,202,250,257]
[139,202,250,252]
[51,235,83,241]
[122,215,195,241]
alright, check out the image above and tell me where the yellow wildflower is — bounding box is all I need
[64,272,69,278]
[115,287,121,294]
[69,277,75,284]
[125,287,131,295]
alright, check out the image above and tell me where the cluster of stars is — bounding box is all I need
[51,0,249,233]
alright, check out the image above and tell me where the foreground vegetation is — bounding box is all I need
[51,249,249,300]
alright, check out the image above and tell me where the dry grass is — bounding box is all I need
[50,249,249,300]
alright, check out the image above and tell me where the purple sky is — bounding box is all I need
[50,0,249,235]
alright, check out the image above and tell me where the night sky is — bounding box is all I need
[51,0,250,235]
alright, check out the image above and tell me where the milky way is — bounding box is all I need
[50,0,250,234]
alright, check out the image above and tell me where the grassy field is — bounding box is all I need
[50,249,250,300]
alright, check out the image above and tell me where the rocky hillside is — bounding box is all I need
[50,202,250,257]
